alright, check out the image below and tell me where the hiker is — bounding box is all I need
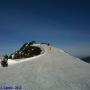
[1,55,8,67]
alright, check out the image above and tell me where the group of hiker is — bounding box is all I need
[0,54,8,67]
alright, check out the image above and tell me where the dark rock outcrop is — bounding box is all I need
[9,41,41,59]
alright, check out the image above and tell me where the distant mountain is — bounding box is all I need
[80,57,90,63]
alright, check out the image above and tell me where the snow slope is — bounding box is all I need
[0,44,90,90]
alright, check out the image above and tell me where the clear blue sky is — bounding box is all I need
[0,0,90,57]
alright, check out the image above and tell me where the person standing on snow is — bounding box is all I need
[1,54,8,67]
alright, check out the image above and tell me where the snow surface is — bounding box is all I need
[0,44,90,90]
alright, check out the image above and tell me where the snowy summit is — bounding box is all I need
[0,43,90,90]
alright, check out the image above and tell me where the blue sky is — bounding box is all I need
[0,0,90,57]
